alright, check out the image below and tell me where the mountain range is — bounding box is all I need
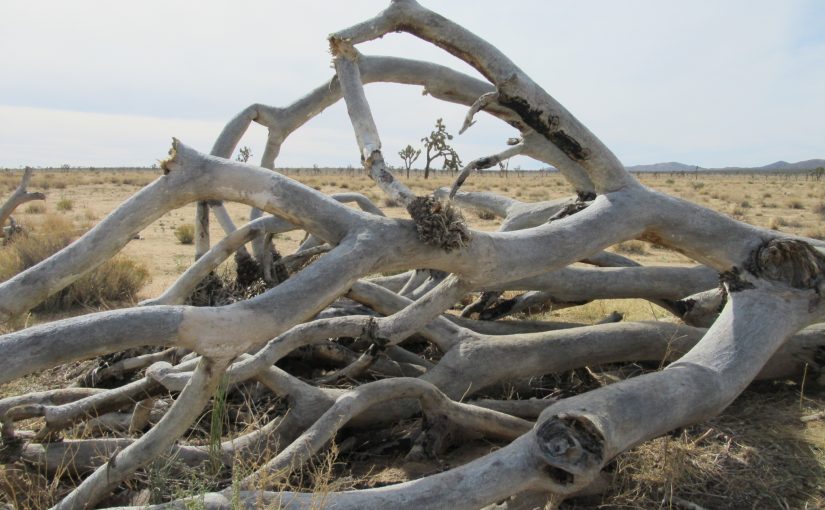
[625,159,825,173]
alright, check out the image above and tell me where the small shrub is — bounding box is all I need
[769,216,801,229]
[476,209,497,220]
[690,182,705,190]
[0,218,74,274]
[382,197,400,208]
[24,202,45,214]
[740,200,751,208]
[804,228,825,240]
[814,202,825,218]
[54,256,149,309]
[56,197,74,211]
[175,224,195,244]
[0,217,149,312]
[786,199,804,210]
[53,180,67,189]
[665,179,675,184]
[615,240,647,255]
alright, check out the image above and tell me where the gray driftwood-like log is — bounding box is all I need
[1,2,824,509]
[0,167,45,238]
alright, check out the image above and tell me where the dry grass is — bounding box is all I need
[0,214,149,316]
[23,202,45,214]
[2,168,825,507]
[614,240,648,256]
[55,197,73,211]
[174,223,195,245]
[566,382,825,509]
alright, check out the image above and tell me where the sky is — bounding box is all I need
[1,0,824,170]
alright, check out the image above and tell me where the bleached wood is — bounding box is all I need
[0,167,45,236]
[0,3,823,509]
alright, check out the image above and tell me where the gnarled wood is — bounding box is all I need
[0,3,822,509]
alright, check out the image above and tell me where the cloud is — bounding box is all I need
[0,106,223,167]
[1,0,822,169]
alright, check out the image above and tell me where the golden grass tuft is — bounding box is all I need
[174,223,195,245]
[0,214,149,314]
[614,240,648,255]
[24,202,45,214]
[55,197,73,211]
[572,383,825,510]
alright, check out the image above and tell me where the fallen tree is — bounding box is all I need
[1,1,824,508]
[0,167,45,240]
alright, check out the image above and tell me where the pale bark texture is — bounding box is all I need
[0,167,45,238]
[1,2,824,509]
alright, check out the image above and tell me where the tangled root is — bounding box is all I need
[406,196,471,252]
[234,251,262,288]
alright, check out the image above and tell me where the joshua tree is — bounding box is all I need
[1,2,824,509]
[398,143,421,177]
[421,118,461,179]
[236,145,253,163]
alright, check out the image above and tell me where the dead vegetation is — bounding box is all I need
[0,214,149,316]
[2,2,825,508]
[2,170,825,510]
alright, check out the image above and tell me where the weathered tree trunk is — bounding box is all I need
[0,167,45,237]
[0,2,823,509]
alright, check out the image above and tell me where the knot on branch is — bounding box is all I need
[535,414,604,487]
[547,201,590,224]
[359,317,388,348]
[672,297,696,318]
[406,196,470,252]
[747,239,825,291]
[576,190,597,202]
[719,266,756,293]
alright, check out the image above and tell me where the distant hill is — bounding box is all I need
[626,162,701,173]
[755,159,825,171]
[624,159,825,173]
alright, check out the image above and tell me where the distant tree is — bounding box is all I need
[236,146,253,163]
[442,150,461,173]
[420,118,461,179]
[811,167,825,181]
[398,144,421,178]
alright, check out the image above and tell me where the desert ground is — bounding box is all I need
[4,168,823,297]
[1,167,824,508]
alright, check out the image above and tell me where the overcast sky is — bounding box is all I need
[1,1,823,169]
